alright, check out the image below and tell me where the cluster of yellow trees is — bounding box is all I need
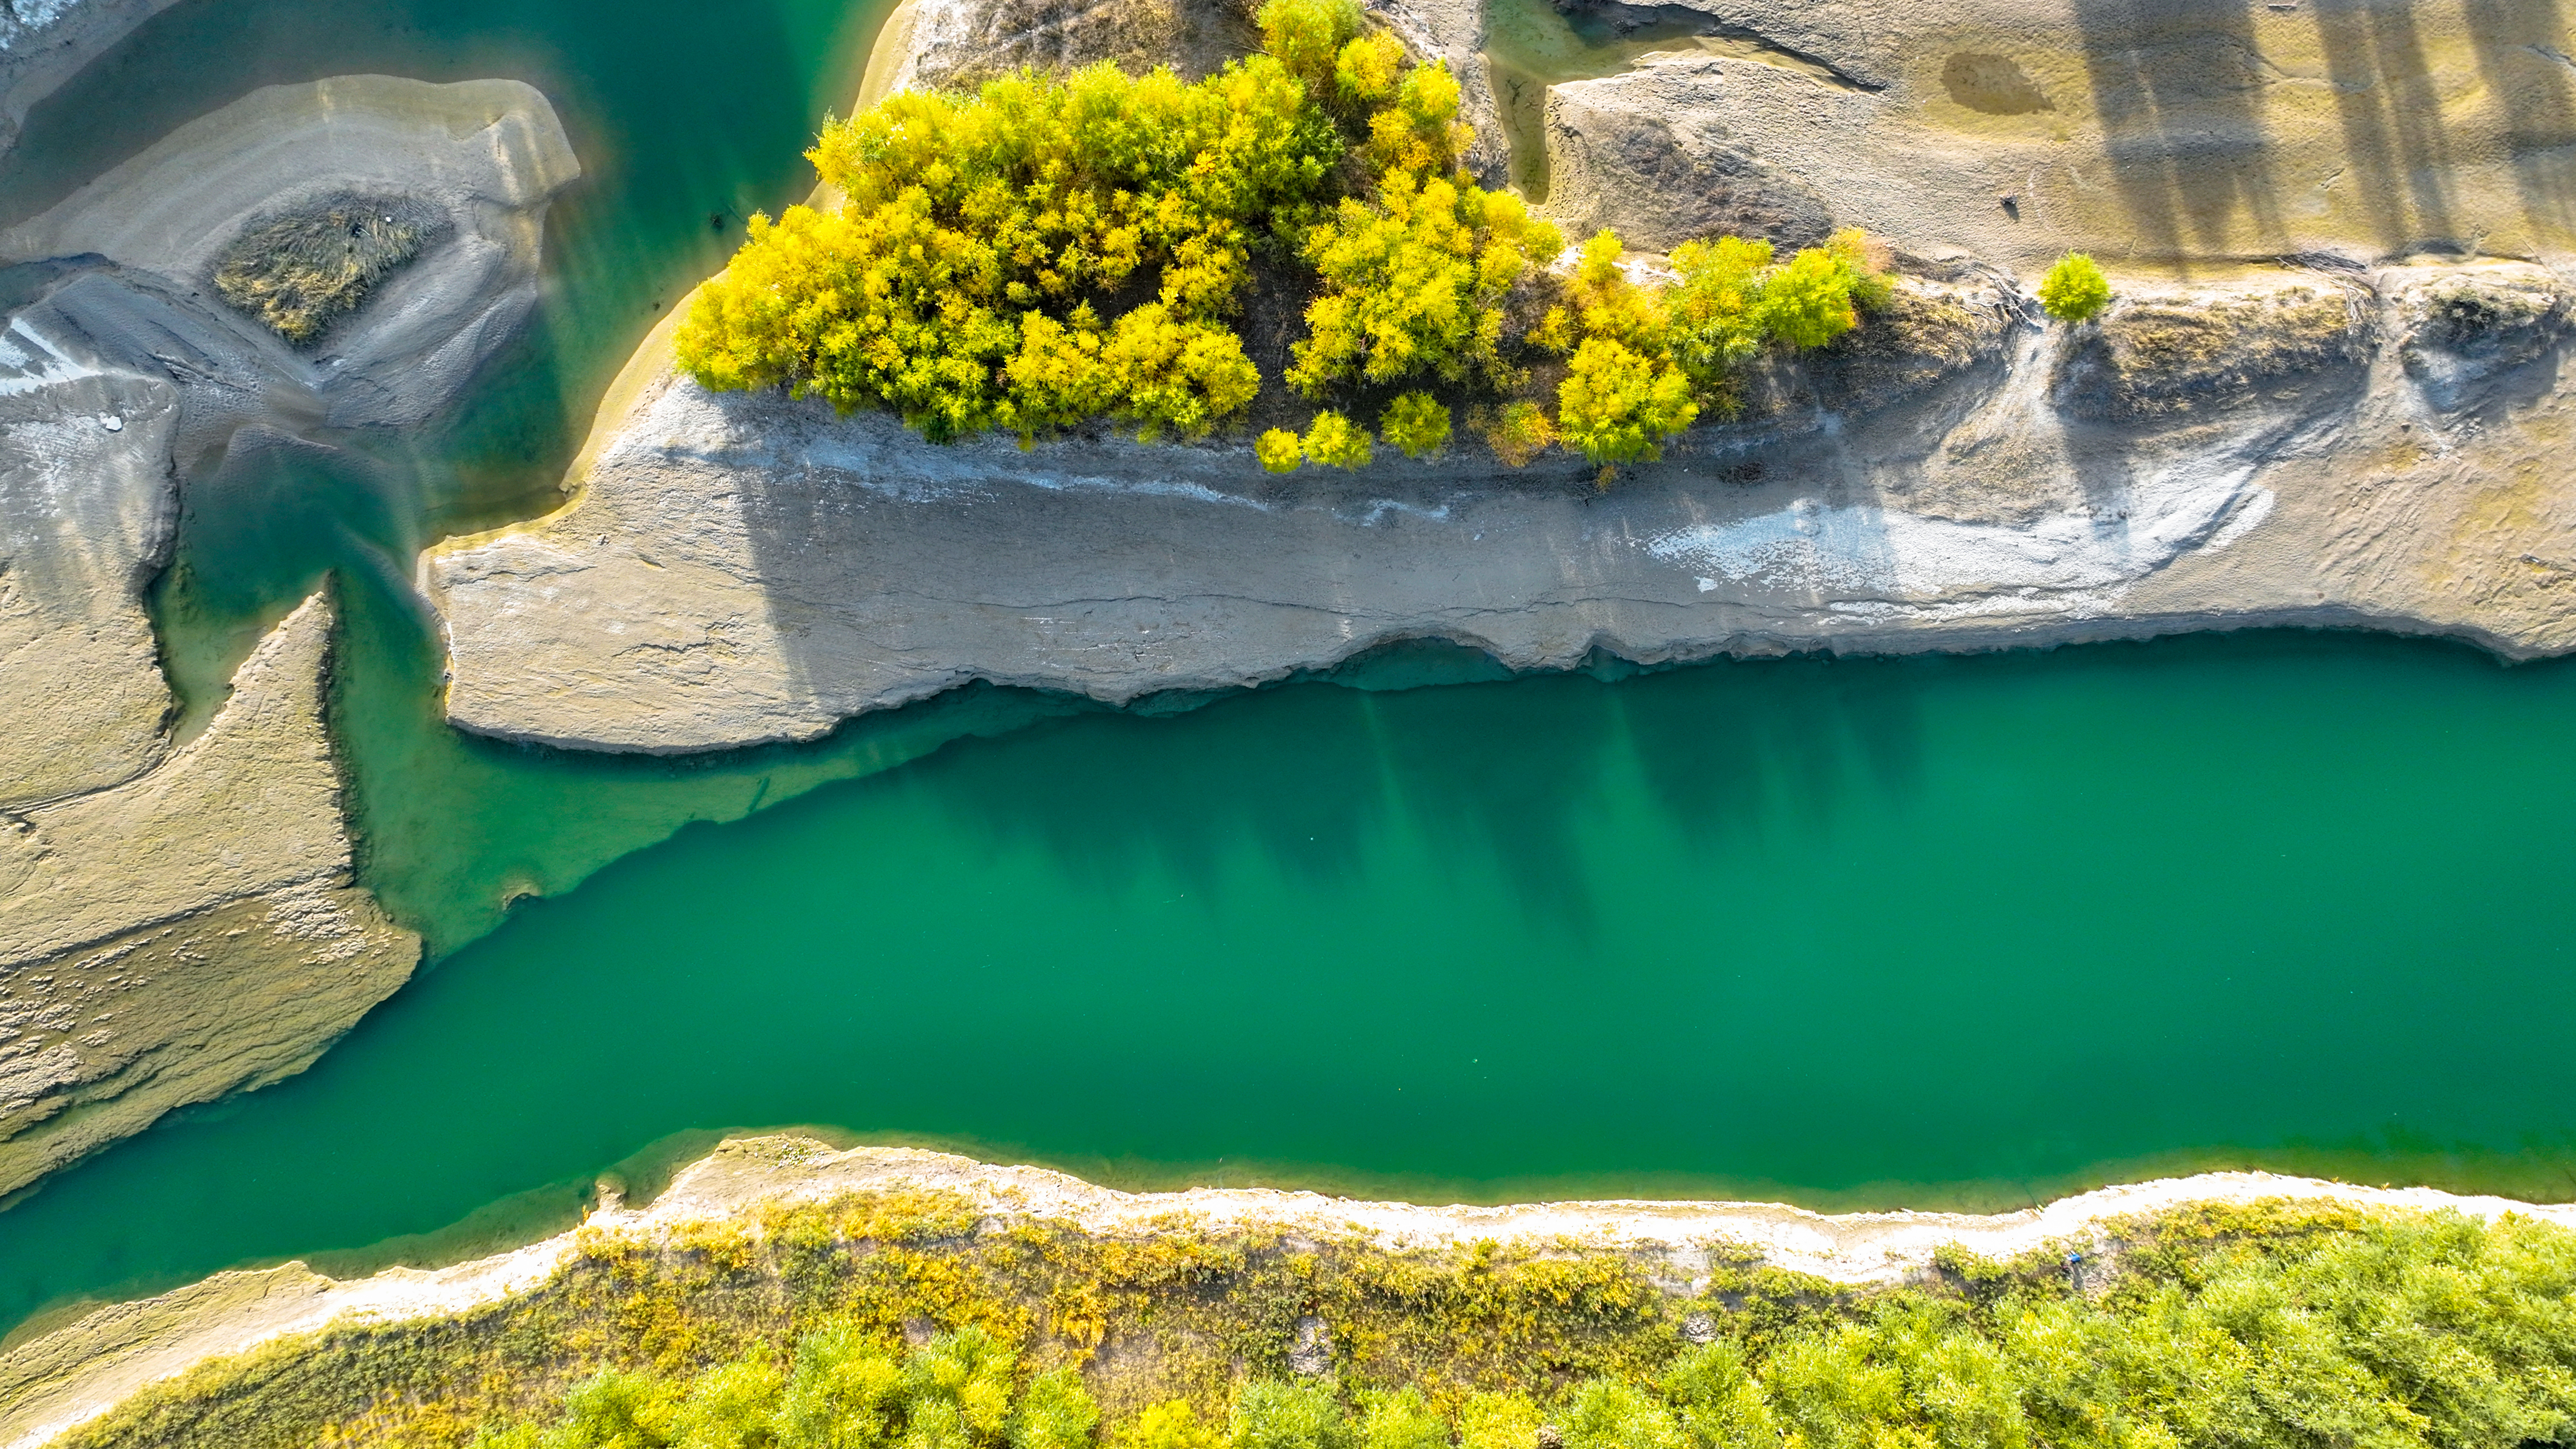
[675,0,1893,468]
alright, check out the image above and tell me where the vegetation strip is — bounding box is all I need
[30,1145,2576,1449]
[672,0,1889,470]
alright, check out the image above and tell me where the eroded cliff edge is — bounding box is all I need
[429,255,2576,754]
[425,0,2576,755]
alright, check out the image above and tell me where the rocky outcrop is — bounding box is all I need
[2052,280,2372,422]
[2393,263,2567,413]
[0,312,180,809]
[425,260,2576,754]
[1542,56,1840,251]
[7,1139,2576,1449]
[0,594,419,1201]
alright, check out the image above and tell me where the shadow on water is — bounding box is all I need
[1618,653,1925,858]
[2070,0,2282,262]
[918,647,1930,935]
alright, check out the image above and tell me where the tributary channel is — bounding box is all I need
[2,0,2573,1346]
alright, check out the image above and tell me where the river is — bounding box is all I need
[1,0,2572,1348]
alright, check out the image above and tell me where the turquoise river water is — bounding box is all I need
[1,0,2573,1348]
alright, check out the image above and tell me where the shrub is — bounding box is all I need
[774,1323,904,1449]
[1289,165,1560,397]
[1117,1401,1220,1449]
[1259,0,1363,99]
[1354,1389,1448,1449]
[670,1355,784,1449]
[1303,410,1374,467]
[1365,60,1472,176]
[1474,400,1555,465]
[1008,1370,1099,1449]
[1231,1380,1352,1449]
[1559,1379,1685,1449]
[68,1195,2576,1449]
[1333,31,1405,110]
[1256,428,1306,472]
[2039,253,2112,323]
[1557,336,1697,465]
[1660,1342,1776,1449]
[1453,1394,1543,1449]
[676,42,1339,443]
[1380,392,1451,457]
[550,1368,676,1449]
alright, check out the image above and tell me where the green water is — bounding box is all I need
[6,0,2576,1353]
[11,630,2576,1338]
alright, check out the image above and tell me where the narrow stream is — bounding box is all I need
[4,0,2574,1354]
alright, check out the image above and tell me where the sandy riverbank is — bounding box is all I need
[7,1136,2573,1449]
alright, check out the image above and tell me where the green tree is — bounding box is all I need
[2038,253,2111,323]
[1230,1381,1354,1449]
[1747,246,1861,350]
[1290,164,1559,396]
[1256,428,1306,473]
[676,39,1339,445]
[1380,392,1451,457]
[1665,235,1771,402]
[1303,410,1374,467]
[1557,337,1696,465]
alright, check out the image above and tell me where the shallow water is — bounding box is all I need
[4,0,2576,1352]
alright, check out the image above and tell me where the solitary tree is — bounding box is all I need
[2039,253,2112,323]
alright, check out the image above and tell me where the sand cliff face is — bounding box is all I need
[421,0,2576,755]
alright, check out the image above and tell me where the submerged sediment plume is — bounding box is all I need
[5,1141,2573,1449]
